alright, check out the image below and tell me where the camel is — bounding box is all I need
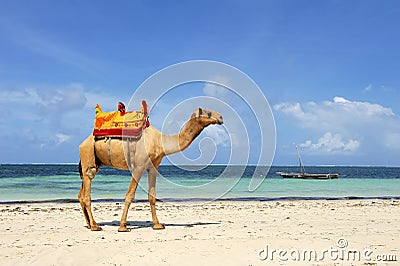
[78,107,223,232]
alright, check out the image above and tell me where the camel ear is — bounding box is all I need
[191,108,203,119]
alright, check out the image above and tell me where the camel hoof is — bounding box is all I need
[118,226,131,232]
[153,224,165,230]
[90,225,102,231]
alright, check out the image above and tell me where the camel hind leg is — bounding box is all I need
[78,164,101,231]
[78,136,102,231]
[77,171,90,227]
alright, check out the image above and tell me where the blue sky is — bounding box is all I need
[0,1,399,166]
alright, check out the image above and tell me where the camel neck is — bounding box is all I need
[162,118,205,156]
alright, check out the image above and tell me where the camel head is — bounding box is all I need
[191,108,223,126]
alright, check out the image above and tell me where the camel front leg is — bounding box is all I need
[118,167,144,232]
[78,183,90,227]
[148,168,165,230]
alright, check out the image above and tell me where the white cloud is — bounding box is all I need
[363,84,373,92]
[203,126,230,147]
[273,102,308,121]
[36,84,87,113]
[332,96,350,104]
[0,85,87,113]
[0,88,41,104]
[327,96,394,117]
[274,96,394,128]
[0,84,125,159]
[55,133,71,145]
[299,132,360,153]
[274,96,400,156]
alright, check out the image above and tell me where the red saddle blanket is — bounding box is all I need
[93,100,149,137]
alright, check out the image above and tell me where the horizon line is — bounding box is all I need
[1,163,400,168]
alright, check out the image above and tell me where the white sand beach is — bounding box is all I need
[0,200,399,265]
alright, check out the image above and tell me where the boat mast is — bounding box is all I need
[296,145,306,174]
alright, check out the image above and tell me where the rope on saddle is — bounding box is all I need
[107,137,112,166]
[126,138,131,169]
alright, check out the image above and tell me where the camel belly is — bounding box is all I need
[94,138,134,170]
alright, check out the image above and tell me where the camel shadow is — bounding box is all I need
[97,220,220,229]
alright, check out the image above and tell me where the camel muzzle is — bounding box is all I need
[216,115,223,125]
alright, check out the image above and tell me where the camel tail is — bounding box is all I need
[78,160,83,179]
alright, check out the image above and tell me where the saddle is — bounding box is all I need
[93,100,149,138]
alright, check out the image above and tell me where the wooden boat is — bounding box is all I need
[278,172,339,179]
[277,145,339,179]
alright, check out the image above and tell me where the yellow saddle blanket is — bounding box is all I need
[93,101,149,137]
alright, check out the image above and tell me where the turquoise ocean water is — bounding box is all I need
[0,165,399,203]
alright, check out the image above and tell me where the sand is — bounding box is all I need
[0,199,399,265]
